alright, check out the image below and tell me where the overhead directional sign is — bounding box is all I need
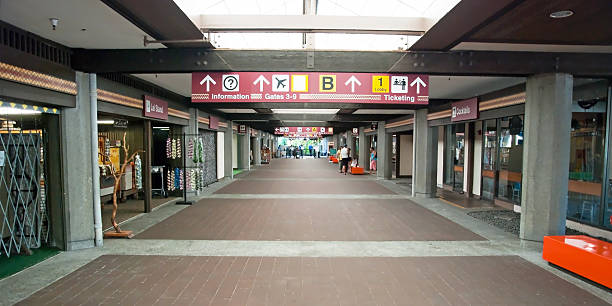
[274,126,334,136]
[192,72,428,104]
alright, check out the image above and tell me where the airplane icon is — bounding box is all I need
[275,77,286,88]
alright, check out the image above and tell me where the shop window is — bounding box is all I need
[567,90,607,226]
[497,116,524,205]
[481,119,497,201]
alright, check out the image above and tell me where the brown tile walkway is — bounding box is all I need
[135,198,484,241]
[18,255,607,306]
[102,197,179,230]
[214,179,395,195]
[242,169,371,179]
[436,189,498,209]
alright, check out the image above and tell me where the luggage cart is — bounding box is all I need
[151,165,167,198]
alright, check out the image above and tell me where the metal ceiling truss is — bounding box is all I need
[72,48,612,77]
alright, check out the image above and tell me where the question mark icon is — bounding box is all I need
[223,75,239,91]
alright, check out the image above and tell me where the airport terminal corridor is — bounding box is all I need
[9,158,610,305]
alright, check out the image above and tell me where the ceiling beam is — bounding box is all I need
[192,15,432,35]
[223,113,401,121]
[72,48,612,77]
[100,0,211,48]
[409,0,522,51]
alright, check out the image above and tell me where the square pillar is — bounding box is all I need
[520,73,573,241]
[412,109,438,197]
[224,121,234,179]
[358,126,368,170]
[377,121,392,179]
[346,130,354,157]
[238,127,251,170]
[61,72,95,250]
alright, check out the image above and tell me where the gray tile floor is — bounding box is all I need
[3,159,612,305]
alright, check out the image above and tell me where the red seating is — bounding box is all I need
[542,235,612,289]
[331,157,339,164]
[350,166,365,175]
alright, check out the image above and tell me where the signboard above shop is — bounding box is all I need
[192,72,429,105]
[451,97,478,122]
[274,126,333,135]
[143,95,168,120]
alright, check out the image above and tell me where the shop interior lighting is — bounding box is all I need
[97,120,114,125]
[0,107,42,115]
[549,10,574,18]
[272,108,339,114]
[153,127,170,130]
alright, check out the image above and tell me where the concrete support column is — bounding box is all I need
[377,121,392,179]
[224,121,234,179]
[358,127,368,170]
[238,127,251,170]
[346,130,354,157]
[253,134,262,166]
[333,134,339,149]
[61,72,95,250]
[412,109,438,198]
[520,73,573,241]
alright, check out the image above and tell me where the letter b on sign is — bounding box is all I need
[319,75,336,92]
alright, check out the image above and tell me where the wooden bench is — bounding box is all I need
[350,166,365,175]
[543,235,612,289]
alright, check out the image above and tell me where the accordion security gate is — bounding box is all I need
[0,131,49,257]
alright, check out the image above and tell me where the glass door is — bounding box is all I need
[453,124,465,192]
[497,116,524,205]
[481,119,497,201]
[443,125,455,186]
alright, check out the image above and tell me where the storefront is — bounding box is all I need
[0,101,64,256]
[432,79,612,232]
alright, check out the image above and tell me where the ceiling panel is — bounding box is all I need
[468,0,612,45]
[0,0,155,49]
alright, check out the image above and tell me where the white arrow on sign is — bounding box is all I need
[344,75,362,93]
[410,77,427,94]
[253,75,270,92]
[199,75,216,92]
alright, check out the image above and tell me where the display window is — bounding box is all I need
[479,116,524,205]
[567,80,609,228]
[444,123,465,192]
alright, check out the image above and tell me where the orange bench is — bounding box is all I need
[350,166,365,175]
[331,157,339,164]
[543,235,612,289]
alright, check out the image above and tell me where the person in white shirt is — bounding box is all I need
[340,145,350,175]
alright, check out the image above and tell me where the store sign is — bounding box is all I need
[274,127,333,136]
[371,122,378,130]
[113,119,128,128]
[451,97,478,122]
[352,128,359,136]
[239,124,246,134]
[143,95,168,120]
[192,72,429,104]
[209,115,219,130]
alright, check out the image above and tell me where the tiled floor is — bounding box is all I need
[214,179,395,195]
[135,198,484,241]
[18,255,608,306]
[5,158,612,305]
[102,197,179,230]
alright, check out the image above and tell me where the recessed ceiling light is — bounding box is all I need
[549,10,574,18]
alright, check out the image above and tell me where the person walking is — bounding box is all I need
[340,145,350,175]
[369,147,377,174]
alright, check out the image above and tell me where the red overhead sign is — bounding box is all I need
[192,72,428,104]
[274,127,333,135]
[451,98,478,122]
[143,95,168,120]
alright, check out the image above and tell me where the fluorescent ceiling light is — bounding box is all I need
[352,109,413,115]
[217,108,258,113]
[0,107,42,115]
[272,108,339,114]
[153,127,170,130]
[281,120,327,123]
[97,120,114,124]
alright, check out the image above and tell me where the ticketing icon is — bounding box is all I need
[391,76,408,93]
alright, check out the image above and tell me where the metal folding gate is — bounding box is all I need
[0,130,50,257]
